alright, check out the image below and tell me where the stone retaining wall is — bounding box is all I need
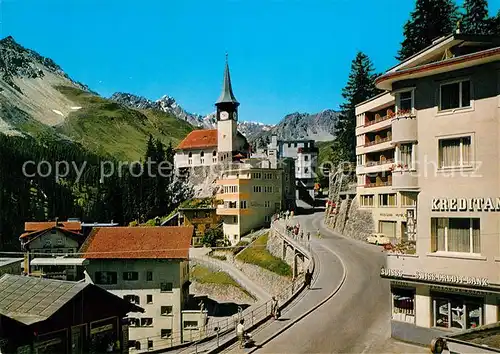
[327,196,374,241]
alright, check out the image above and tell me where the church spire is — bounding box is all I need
[216,54,239,106]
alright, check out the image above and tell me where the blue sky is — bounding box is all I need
[2,0,498,124]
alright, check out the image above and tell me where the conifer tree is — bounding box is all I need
[332,52,380,166]
[397,0,459,61]
[462,0,490,35]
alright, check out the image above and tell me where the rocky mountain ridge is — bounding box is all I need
[250,109,340,147]
[110,92,275,139]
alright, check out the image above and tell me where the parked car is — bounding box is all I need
[366,233,391,245]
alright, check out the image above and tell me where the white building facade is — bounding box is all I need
[367,33,500,346]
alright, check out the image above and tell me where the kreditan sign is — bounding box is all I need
[432,198,500,212]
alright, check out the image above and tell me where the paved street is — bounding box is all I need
[224,211,427,353]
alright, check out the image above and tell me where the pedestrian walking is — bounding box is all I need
[237,319,245,348]
[305,269,312,289]
[271,296,280,319]
[307,232,311,241]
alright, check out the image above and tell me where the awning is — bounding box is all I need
[30,258,89,266]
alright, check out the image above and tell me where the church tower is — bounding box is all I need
[216,55,239,162]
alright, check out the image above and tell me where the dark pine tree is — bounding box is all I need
[397,0,459,61]
[488,10,500,35]
[462,0,490,35]
[332,52,380,166]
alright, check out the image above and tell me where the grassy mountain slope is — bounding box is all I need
[55,86,193,160]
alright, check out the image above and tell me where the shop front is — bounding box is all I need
[33,329,67,354]
[89,317,119,354]
[382,268,500,346]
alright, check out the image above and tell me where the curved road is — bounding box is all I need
[250,211,391,353]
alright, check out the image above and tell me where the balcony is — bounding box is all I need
[364,136,391,147]
[392,168,419,190]
[365,113,391,127]
[391,111,417,144]
[364,181,392,188]
[364,172,392,188]
[358,158,394,174]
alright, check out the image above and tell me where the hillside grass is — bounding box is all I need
[190,264,255,299]
[236,233,292,277]
[54,86,193,160]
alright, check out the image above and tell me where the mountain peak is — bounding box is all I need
[0,35,89,94]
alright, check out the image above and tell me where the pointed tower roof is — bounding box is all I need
[216,54,239,106]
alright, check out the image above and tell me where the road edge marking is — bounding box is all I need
[248,238,348,352]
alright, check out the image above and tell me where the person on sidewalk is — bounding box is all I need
[305,269,313,289]
[271,296,279,319]
[237,319,245,348]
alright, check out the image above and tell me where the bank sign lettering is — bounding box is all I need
[380,267,489,287]
[432,198,500,212]
[415,272,488,286]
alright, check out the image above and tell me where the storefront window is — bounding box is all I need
[392,288,415,324]
[432,293,483,330]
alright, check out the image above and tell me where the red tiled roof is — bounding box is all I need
[176,129,218,150]
[80,226,194,259]
[25,221,82,232]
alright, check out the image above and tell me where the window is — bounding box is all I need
[356,155,363,166]
[148,340,153,350]
[212,150,217,163]
[161,329,172,339]
[160,282,173,292]
[123,272,139,281]
[141,318,153,327]
[146,271,153,281]
[440,80,471,110]
[95,271,117,285]
[360,195,374,207]
[304,155,309,161]
[147,295,153,304]
[432,293,483,330]
[304,167,309,174]
[253,186,262,193]
[188,152,193,165]
[251,172,262,179]
[392,288,415,323]
[379,194,397,207]
[438,137,471,168]
[397,90,413,112]
[184,321,198,329]
[161,306,173,316]
[224,185,238,193]
[124,295,140,304]
[240,200,247,209]
[264,201,270,208]
[265,215,270,222]
[431,218,480,253]
[232,216,238,223]
[400,192,417,207]
[399,144,413,168]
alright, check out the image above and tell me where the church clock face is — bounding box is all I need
[220,111,229,120]
[233,111,238,121]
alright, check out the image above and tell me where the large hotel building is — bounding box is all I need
[356,33,500,345]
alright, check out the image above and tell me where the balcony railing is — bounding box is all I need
[364,136,391,147]
[365,114,391,127]
[364,181,392,188]
[365,158,394,167]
